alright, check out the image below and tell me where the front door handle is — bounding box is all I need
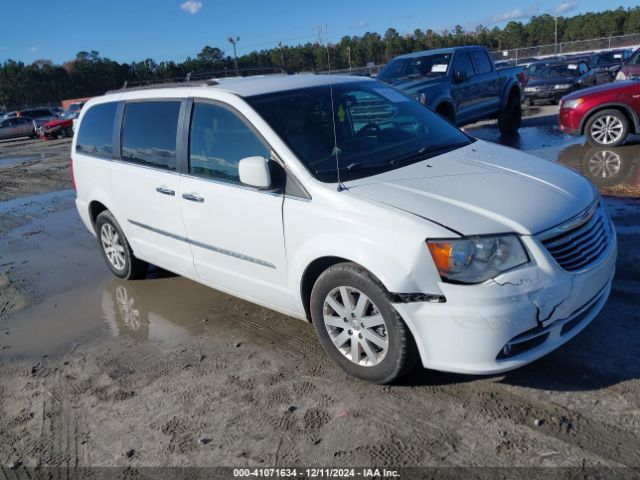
[156,186,175,196]
[182,193,205,203]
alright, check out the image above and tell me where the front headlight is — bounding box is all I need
[615,70,626,81]
[427,235,529,284]
[562,98,583,109]
[554,84,573,90]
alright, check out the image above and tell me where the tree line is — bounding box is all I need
[1,6,639,109]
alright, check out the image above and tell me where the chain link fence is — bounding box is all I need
[489,32,640,64]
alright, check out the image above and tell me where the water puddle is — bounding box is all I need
[0,153,48,167]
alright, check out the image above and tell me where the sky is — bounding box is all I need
[0,0,636,64]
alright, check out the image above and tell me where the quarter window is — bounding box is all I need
[188,102,269,184]
[76,102,118,158]
[121,101,181,171]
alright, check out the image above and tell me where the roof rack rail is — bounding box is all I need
[107,66,289,93]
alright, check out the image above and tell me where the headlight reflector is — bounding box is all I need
[554,84,573,90]
[427,235,529,284]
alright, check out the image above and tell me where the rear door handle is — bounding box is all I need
[156,186,175,196]
[182,193,205,203]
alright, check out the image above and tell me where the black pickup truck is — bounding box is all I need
[377,46,524,134]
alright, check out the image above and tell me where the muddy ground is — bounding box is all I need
[0,108,639,472]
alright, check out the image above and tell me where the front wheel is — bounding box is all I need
[498,94,522,134]
[310,262,417,384]
[95,211,148,280]
[585,109,629,147]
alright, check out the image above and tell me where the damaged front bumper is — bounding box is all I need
[392,233,617,375]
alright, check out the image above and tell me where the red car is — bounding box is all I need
[39,116,74,139]
[559,80,640,147]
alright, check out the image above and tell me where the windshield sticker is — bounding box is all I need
[432,64,448,73]
[567,64,578,69]
[338,104,346,122]
[372,87,409,103]
[614,53,622,59]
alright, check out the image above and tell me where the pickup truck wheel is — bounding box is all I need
[310,262,418,384]
[585,109,629,147]
[498,94,522,134]
[95,211,148,280]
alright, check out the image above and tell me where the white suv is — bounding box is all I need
[72,75,616,383]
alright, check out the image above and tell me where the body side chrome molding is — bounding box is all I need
[127,219,276,269]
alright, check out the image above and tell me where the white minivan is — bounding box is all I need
[73,75,616,383]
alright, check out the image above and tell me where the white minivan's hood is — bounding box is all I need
[345,140,596,236]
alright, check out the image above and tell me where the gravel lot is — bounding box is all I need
[0,108,639,472]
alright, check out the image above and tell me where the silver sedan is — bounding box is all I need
[0,116,37,140]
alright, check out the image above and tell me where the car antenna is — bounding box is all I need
[316,25,343,192]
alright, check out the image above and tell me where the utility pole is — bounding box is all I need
[554,16,558,56]
[278,41,285,71]
[228,36,240,75]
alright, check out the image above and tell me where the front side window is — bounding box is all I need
[248,81,472,183]
[629,49,640,65]
[470,51,493,75]
[121,101,180,171]
[188,102,269,184]
[76,102,118,158]
[452,52,475,78]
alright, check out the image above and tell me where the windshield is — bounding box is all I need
[247,81,472,183]
[377,53,452,82]
[539,64,580,78]
[590,52,624,66]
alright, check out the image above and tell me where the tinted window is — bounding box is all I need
[76,102,117,158]
[629,49,640,65]
[189,102,269,184]
[470,50,492,74]
[453,52,475,77]
[121,101,180,171]
[17,117,32,125]
[248,81,471,183]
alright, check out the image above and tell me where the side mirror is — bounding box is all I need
[453,70,467,83]
[238,156,271,189]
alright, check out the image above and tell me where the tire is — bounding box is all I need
[310,262,418,384]
[585,109,629,147]
[95,211,148,280]
[498,92,522,134]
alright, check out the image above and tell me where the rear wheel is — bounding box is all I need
[585,109,629,147]
[310,262,417,384]
[498,92,522,134]
[95,211,148,280]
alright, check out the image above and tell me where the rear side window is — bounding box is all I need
[188,102,269,184]
[470,51,492,74]
[121,101,181,171]
[76,102,118,158]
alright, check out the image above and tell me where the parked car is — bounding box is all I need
[523,59,558,82]
[524,61,597,105]
[0,116,37,140]
[589,49,632,83]
[72,75,616,383]
[377,46,524,134]
[0,111,19,122]
[39,117,74,139]
[615,48,640,81]
[559,80,640,147]
[19,107,59,127]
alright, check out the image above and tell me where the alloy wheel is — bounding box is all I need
[322,286,388,367]
[590,115,624,145]
[100,223,126,270]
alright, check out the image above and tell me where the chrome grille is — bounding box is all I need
[539,203,612,272]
